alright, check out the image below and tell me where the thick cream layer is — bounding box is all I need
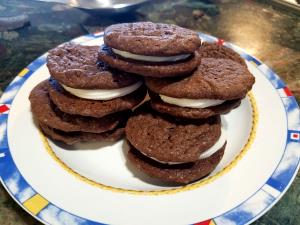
[144,128,227,164]
[199,128,226,159]
[61,81,142,101]
[160,94,225,109]
[112,48,191,62]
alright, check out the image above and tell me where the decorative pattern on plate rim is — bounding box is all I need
[0,32,298,225]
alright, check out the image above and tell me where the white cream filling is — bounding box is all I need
[198,128,226,159]
[145,128,226,164]
[112,48,191,62]
[160,94,225,109]
[61,81,142,101]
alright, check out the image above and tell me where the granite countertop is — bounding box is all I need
[0,0,299,224]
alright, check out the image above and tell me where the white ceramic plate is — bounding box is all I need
[0,33,299,225]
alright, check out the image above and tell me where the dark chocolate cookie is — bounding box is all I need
[47,43,141,89]
[127,144,225,184]
[98,45,200,78]
[48,78,147,118]
[104,22,201,56]
[146,58,255,100]
[125,103,221,163]
[198,42,247,67]
[40,123,125,145]
[149,91,241,119]
[29,80,126,133]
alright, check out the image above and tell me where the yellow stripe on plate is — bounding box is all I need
[18,68,29,77]
[209,220,216,225]
[23,194,49,215]
[249,61,258,67]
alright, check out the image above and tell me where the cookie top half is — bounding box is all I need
[198,42,247,67]
[146,58,255,100]
[47,43,141,89]
[125,103,221,163]
[104,22,201,56]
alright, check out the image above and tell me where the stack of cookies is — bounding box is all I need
[29,21,255,185]
[99,22,255,184]
[29,44,146,145]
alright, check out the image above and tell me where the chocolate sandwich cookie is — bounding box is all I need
[104,22,201,56]
[29,80,126,133]
[127,145,225,184]
[47,43,141,89]
[146,58,255,119]
[48,78,147,118]
[40,123,125,145]
[149,92,241,119]
[98,22,201,77]
[47,43,146,113]
[125,103,224,163]
[198,42,247,67]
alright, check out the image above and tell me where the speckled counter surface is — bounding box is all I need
[0,0,299,224]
